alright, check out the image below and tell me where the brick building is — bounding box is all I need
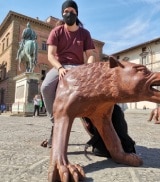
[0,11,105,111]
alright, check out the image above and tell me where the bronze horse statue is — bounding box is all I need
[18,40,38,72]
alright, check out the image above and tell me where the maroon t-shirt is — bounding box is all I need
[47,25,95,65]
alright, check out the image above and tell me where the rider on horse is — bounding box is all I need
[16,22,37,60]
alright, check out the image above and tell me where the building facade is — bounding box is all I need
[0,11,105,112]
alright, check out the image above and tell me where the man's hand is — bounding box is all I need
[58,67,67,80]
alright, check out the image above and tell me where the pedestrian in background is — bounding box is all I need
[33,94,41,117]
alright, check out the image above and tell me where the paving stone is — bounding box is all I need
[0,110,160,182]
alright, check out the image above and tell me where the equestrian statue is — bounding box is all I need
[16,22,38,72]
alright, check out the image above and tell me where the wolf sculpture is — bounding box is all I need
[48,56,160,182]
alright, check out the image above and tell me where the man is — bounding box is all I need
[41,0,96,147]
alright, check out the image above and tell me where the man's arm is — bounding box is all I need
[85,49,96,63]
[48,45,67,80]
[48,45,62,69]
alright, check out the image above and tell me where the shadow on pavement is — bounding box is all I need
[68,145,160,174]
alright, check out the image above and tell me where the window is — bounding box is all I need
[41,70,46,80]
[0,70,2,80]
[0,88,5,105]
[140,47,149,65]
[42,41,47,51]
[6,37,9,47]
[2,41,5,51]
[142,56,149,65]
[142,47,146,52]
[0,64,7,80]
[6,33,10,47]
[3,67,6,79]
[123,57,129,61]
[116,55,120,59]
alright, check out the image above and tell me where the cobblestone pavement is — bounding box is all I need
[0,110,160,182]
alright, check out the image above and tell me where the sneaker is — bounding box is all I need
[40,139,48,147]
[92,147,111,158]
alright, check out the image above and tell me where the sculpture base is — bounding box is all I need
[12,72,41,116]
[12,102,34,116]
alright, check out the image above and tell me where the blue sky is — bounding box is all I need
[1,0,160,54]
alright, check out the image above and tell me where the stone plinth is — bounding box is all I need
[12,72,41,116]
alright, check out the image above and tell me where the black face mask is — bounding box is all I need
[63,12,77,26]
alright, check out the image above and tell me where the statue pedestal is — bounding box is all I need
[12,72,41,116]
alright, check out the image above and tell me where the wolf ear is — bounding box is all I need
[109,56,124,68]
[109,56,119,68]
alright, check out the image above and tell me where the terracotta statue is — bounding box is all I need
[48,56,160,182]
[148,107,160,124]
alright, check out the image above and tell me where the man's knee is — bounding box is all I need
[41,83,48,95]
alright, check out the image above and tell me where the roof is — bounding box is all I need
[113,37,160,55]
[0,11,54,33]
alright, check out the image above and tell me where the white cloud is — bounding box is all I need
[102,1,160,54]
[118,0,160,5]
[140,0,160,3]
[119,18,149,39]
